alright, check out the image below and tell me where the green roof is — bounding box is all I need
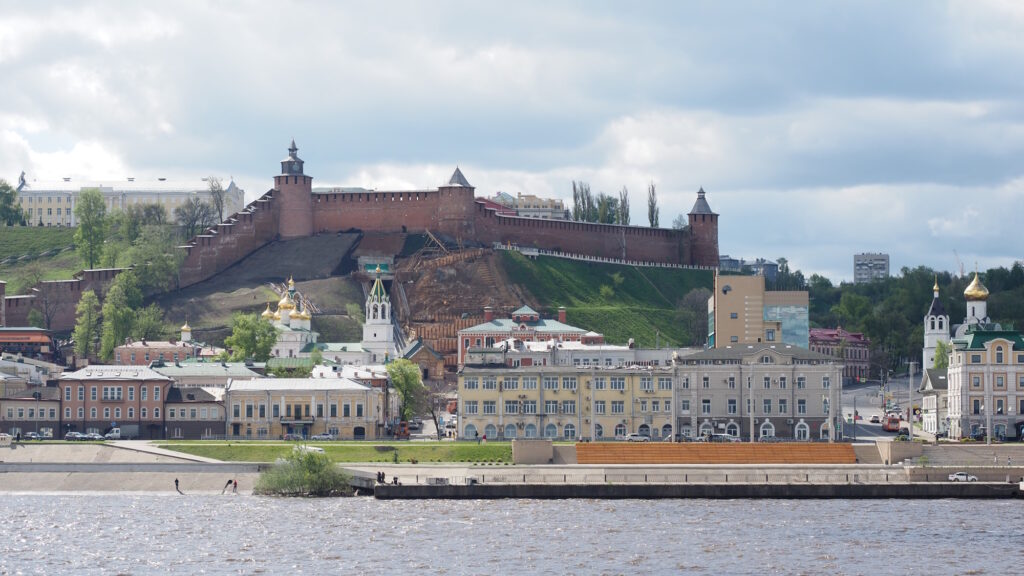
[459,318,587,334]
[266,357,314,369]
[951,328,1024,350]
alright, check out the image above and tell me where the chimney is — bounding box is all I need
[484,306,494,322]
[558,306,566,323]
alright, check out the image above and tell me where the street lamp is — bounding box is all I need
[32,391,41,435]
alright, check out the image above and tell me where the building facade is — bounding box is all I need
[1,386,60,438]
[58,365,174,438]
[919,368,948,436]
[224,378,385,440]
[457,305,603,366]
[707,274,809,349]
[808,327,871,383]
[922,278,950,369]
[15,174,244,227]
[165,387,225,439]
[853,253,890,284]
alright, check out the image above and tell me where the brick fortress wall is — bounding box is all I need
[3,268,124,331]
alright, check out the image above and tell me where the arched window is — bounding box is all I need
[524,424,537,438]
[929,318,935,330]
[938,318,944,329]
[464,424,477,440]
[760,420,775,438]
[504,424,516,439]
[614,423,627,438]
[726,422,740,437]
[382,305,388,320]
[661,424,673,438]
[371,304,378,320]
[996,347,1004,363]
[819,422,830,440]
[484,424,497,439]
[795,421,809,441]
[595,423,604,439]
[544,423,558,438]
[638,423,650,436]
[699,421,714,437]
[563,423,576,439]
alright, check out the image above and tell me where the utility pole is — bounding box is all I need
[908,362,916,441]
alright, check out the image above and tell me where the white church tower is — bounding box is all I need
[362,266,395,363]
[922,276,949,369]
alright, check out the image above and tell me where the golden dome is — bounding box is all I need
[277,294,295,310]
[932,275,939,293]
[287,276,295,288]
[180,322,192,332]
[963,272,989,301]
[273,310,281,321]
[298,310,312,320]
[289,308,304,319]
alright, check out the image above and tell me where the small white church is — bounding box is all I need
[264,268,397,365]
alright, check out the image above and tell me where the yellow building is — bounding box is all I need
[708,274,809,348]
[457,365,675,441]
[224,377,384,440]
[14,175,244,227]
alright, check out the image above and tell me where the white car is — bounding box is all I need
[948,472,978,482]
[624,433,651,442]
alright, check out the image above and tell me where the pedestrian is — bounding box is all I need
[1008,456,1012,467]
[994,455,998,465]
[174,478,184,495]
[222,479,233,494]
[233,479,238,493]
[476,431,480,445]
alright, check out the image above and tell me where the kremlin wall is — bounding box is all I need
[177,141,719,289]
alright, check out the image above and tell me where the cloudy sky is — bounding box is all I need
[3,1,1022,282]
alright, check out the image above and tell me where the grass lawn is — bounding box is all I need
[0,251,83,294]
[156,441,515,463]
[0,227,76,260]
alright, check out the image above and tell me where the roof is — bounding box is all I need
[512,305,538,317]
[1,386,61,401]
[447,167,472,188]
[808,327,869,344]
[228,377,372,392]
[60,365,173,382]
[459,318,589,335]
[266,357,315,369]
[403,339,443,361]
[920,368,948,392]
[688,187,716,215]
[926,296,947,317]
[151,362,262,379]
[951,329,1024,351]
[165,387,220,403]
[117,340,197,350]
[300,342,366,354]
[18,177,237,195]
[683,343,838,363]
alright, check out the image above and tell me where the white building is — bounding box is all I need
[922,277,950,369]
[853,253,889,284]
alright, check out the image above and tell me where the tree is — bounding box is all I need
[73,290,101,360]
[386,358,426,421]
[617,186,630,225]
[595,192,618,224]
[223,313,277,362]
[26,308,44,329]
[675,287,712,346]
[671,214,686,230]
[74,188,107,269]
[0,178,25,226]
[124,226,185,294]
[17,262,67,330]
[207,177,226,223]
[175,196,216,239]
[933,340,951,370]
[310,347,323,366]
[132,304,167,341]
[99,283,135,362]
[647,182,659,227]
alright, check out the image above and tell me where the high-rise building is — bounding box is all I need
[853,253,890,284]
[707,274,809,349]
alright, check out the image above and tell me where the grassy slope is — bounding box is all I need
[0,227,76,260]
[158,441,513,463]
[499,251,713,347]
[0,252,83,294]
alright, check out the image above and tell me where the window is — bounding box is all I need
[996,375,1005,388]
[78,407,84,418]
[543,377,558,390]
[702,376,709,389]
[996,399,1004,415]
[658,377,672,390]
[972,399,981,415]
[971,376,981,388]
[483,401,496,415]
[611,377,625,390]
[169,408,176,418]
[523,377,537,390]
[611,401,624,414]
[483,377,497,390]
[593,377,606,390]
[640,399,647,412]
[664,399,671,412]
[233,404,240,418]
[128,408,134,418]
[728,376,735,389]
[154,408,160,418]
[464,401,478,415]
[763,399,771,414]
[259,404,266,418]
[779,399,788,414]
[141,387,147,401]
[766,329,776,341]
[273,405,280,418]
[563,377,577,390]
[102,386,123,401]
[728,399,737,414]
[545,400,558,414]
[701,399,711,415]
[822,377,830,389]
[763,377,771,389]
[90,387,97,401]
[797,377,806,389]
[343,404,351,417]
[730,312,738,319]
[504,378,518,390]
[64,387,71,401]
[996,348,1003,363]
[114,408,121,419]
[90,407,97,418]
[971,354,982,364]
[463,378,478,390]
[78,386,84,401]
[561,401,575,414]
[797,399,806,414]
[640,377,653,391]
[730,336,739,343]
[822,399,829,415]
[680,400,690,412]
[128,387,134,401]
[505,400,519,414]
[595,401,606,414]
[652,400,660,412]
[681,377,689,389]
[330,404,337,418]
[357,404,363,418]
[64,407,71,419]
[779,377,787,389]
[523,401,537,414]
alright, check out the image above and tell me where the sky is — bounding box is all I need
[2,1,1023,282]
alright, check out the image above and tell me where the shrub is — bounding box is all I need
[254,449,352,497]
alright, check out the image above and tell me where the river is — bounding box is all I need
[1,495,1019,574]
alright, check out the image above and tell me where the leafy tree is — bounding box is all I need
[675,287,713,346]
[647,182,659,227]
[224,313,277,362]
[571,181,597,222]
[132,304,167,341]
[345,302,364,325]
[933,340,951,370]
[595,192,618,224]
[17,262,68,329]
[124,226,184,294]
[671,214,687,230]
[0,178,25,226]
[26,308,44,328]
[73,290,102,360]
[386,358,426,421]
[74,188,107,269]
[207,177,226,223]
[175,196,216,239]
[617,186,630,225]
[310,347,323,366]
[99,283,136,362]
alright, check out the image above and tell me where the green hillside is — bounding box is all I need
[0,227,76,261]
[499,251,713,347]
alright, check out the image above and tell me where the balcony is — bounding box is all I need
[280,415,316,424]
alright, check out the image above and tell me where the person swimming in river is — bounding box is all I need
[174,478,184,495]
[222,479,233,494]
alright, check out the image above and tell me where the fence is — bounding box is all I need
[493,242,717,271]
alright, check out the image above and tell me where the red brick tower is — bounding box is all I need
[275,140,314,239]
[436,167,476,241]
[687,187,719,267]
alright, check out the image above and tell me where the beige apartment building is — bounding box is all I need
[224,377,385,440]
[14,175,244,227]
[947,329,1024,441]
[708,274,809,349]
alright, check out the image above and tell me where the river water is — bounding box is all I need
[1,495,1020,574]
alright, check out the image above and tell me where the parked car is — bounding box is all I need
[22,432,41,441]
[758,436,784,443]
[702,433,742,443]
[948,472,978,482]
[64,432,83,441]
[869,415,881,424]
[407,421,422,431]
[283,434,305,441]
[310,433,335,441]
[894,432,910,441]
[85,432,104,441]
[662,434,690,442]
[624,433,651,442]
